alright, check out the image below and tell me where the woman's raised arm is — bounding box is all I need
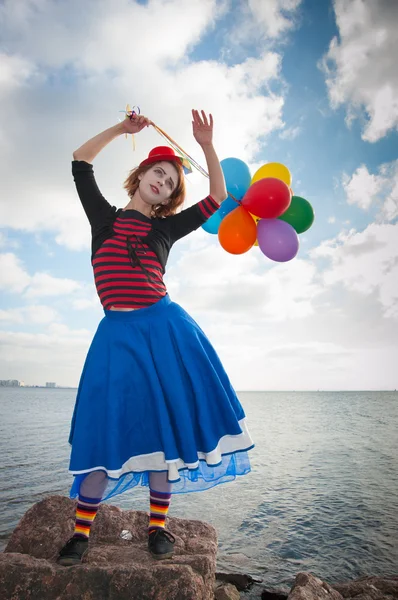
[191,109,227,205]
[73,115,152,164]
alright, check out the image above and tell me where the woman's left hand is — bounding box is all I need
[192,109,213,146]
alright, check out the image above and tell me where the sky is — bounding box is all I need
[0,0,397,390]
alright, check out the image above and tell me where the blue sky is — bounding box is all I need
[0,0,397,389]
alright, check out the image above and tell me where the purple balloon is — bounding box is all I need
[257,218,299,262]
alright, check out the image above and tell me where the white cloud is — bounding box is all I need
[279,125,301,140]
[0,52,36,95]
[311,222,398,319]
[25,273,82,299]
[0,188,92,252]
[72,296,100,311]
[328,216,336,224]
[0,252,83,299]
[0,305,59,324]
[0,231,19,249]
[342,160,398,218]
[221,0,303,65]
[248,0,303,39]
[0,309,22,324]
[321,0,398,141]
[167,230,322,321]
[47,322,90,336]
[343,165,385,210]
[164,222,398,390]
[167,235,398,390]
[380,164,398,222]
[0,325,92,387]
[80,0,220,71]
[0,253,31,293]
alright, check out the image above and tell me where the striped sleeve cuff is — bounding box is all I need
[197,195,220,220]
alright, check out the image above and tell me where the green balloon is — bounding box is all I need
[278,195,314,233]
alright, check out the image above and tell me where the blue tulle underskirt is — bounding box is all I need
[70,449,252,500]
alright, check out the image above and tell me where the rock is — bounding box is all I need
[1,495,218,600]
[216,572,259,591]
[261,589,289,600]
[286,573,398,600]
[288,572,343,600]
[332,575,398,599]
[214,582,240,600]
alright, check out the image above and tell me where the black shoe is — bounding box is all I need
[57,536,89,566]
[148,529,175,560]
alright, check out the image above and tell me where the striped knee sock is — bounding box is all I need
[73,494,101,539]
[148,489,171,534]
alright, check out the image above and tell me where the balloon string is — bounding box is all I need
[150,122,241,206]
[151,123,209,178]
[228,193,241,205]
[124,104,139,151]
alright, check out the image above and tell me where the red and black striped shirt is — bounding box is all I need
[72,161,220,309]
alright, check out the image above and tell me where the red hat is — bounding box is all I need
[139,146,183,167]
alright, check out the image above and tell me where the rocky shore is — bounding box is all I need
[1,496,396,599]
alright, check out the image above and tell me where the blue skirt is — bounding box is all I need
[68,295,254,500]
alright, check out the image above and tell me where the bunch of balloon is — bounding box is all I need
[248,163,314,261]
[243,163,297,262]
[203,159,315,262]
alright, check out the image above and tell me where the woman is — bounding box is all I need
[57,109,254,566]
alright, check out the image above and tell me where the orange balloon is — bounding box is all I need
[218,206,257,254]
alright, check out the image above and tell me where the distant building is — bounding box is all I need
[46,382,56,388]
[0,380,20,387]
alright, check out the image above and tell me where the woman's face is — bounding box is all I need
[138,161,179,207]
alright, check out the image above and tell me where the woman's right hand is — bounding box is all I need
[122,114,152,135]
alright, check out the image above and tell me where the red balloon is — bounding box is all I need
[242,177,291,219]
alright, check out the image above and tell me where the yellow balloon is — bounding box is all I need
[249,212,260,246]
[251,163,292,187]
